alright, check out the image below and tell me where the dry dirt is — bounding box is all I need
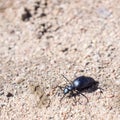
[0,0,120,120]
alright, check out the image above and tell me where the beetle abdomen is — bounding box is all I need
[73,76,96,90]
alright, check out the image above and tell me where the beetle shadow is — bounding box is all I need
[83,76,100,93]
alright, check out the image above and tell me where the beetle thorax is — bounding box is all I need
[64,85,75,94]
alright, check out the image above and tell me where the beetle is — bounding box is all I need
[58,75,102,103]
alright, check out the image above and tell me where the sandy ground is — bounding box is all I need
[0,0,120,120]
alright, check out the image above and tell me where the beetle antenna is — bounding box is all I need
[61,74,71,83]
[57,86,64,90]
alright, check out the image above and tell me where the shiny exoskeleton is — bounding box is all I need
[59,75,100,102]
[64,76,96,95]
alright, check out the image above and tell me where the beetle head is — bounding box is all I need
[64,85,73,94]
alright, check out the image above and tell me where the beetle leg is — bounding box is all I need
[75,90,89,104]
[70,91,77,105]
[97,87,104,99]
[60,94,65,102]
[55,86,64,99]
[80,93,89,104]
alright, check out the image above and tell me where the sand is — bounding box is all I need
[0,0,120,120]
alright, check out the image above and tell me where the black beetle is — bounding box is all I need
[58,75,102,103]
